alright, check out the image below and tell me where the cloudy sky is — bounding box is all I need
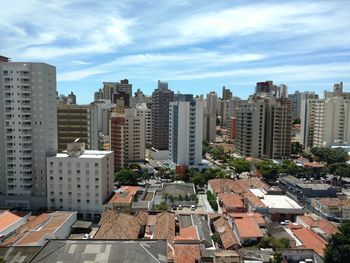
[1,0,350,103]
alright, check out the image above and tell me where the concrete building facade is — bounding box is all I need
[151,80,174,150]
[110,109,145,169]
[205,91,217,142]
[57,104,98,152]
[47,142,114,220]
[0,57,57,209]
[169,95,203,166]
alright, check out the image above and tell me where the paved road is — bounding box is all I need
[198,194,214,213]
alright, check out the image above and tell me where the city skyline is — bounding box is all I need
[1,0,350,103]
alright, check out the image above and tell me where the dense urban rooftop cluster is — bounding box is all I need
[1,55,350,262]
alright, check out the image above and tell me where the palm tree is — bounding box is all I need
[178,194,183,202]
[163,193,169,202]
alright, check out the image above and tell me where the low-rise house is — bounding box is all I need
[29,239,168,263]
[105,186,141,213]
[311,197,350,220]
[232,218,264,245]
[174,244,201,263]
[228,212,265,227]
[13,212,77,246]
[0,211,30,239]
[249,189,304,221]
[208,178,269,195]
[213,217,241,250]
[290,224,327,258]
[213,250,241,263]
[218,193,245,214]
[279,175,337,199]
[296,215,338,239]
[178,214,213,248]
[94,210,147,239]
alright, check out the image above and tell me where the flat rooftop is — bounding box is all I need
[250,189,303,210]
[54,150,113,159]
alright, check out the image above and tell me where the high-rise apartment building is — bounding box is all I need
[129,89,152,108]
[110,109,145,169]
[57,104,98,152]
[236,93,292,159]
[102,79,132,101]
[94,88,103,101]
[222,86,232,100]
[313,83,350,147]
[169,95,203,166]
[151,80,174,150]
[135,103,152,147]
[205,91,218,142]
[92,99,115,136]
[47,141,114,220]
[289,91,318,121]
[0,56,57,209]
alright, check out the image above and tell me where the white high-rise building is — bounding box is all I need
[47,142,114,220]
[0,56,57,209]
[135,103,152,147]
[92,99,115,136]
[169,95,203,166]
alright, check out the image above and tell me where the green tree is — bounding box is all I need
[256,161,281,181]
[328,163,350,179]
[324,223,350,263]
[228,158,251,174]
[206,191,218,211]
[211,232,221,244]
[291,141,303,155]
[280,160,299,176]
[168,194,175,204]
[178,194,183,202]
[270,251,283,263]
[311,147,349,164]
[154,201,170,211]
[114,168,139,185]
[163,193,169,202]
[192,175,206,186]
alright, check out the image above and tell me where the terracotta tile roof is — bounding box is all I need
[218,193,244,209]
[108,186,141,204]
[135,210,148,225]
[213,217,241,249]
[228,212,265,226]
[175,244,201,263]
[0,211,23,232]
[15,212,75,246]
[175,226,198,241]
[298,215,338,236]
[153,212,175,244]
[291,225,327,257]
[235,179,269,192]
[317,198,350,208]
[234,218,263,238]
[304,162,325,168]
[242,192,267,208]
[209,179,240,194]
[94,211,141,239]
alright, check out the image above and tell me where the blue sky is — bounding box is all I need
[1,0,350,103]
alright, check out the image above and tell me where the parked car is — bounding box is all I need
[178,205,183,210]
[171,205,177,210]
[191,205,196,211]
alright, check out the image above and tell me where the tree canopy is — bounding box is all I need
[256,161,281,181]
[311,147,349,164]
[114,168,139,185]
[228,158,251,174]
[328,163,350,178]
[324,223,350,263]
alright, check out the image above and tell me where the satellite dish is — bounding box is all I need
[74,138,80,143]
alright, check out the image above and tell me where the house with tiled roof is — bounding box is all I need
[218,193,245,214]
[311,197,350,220]
[296,215,338,239]
[174,244,201,263]
[213,217,241,250]
[94,210,145,239]
[104,186,141,213]
[290,224,327,257]
[232,218,264,245]
[13,212,76,246]
[0,210,30,239]
[228,212,265,226]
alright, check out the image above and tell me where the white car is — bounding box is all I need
[191,205,196,211]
